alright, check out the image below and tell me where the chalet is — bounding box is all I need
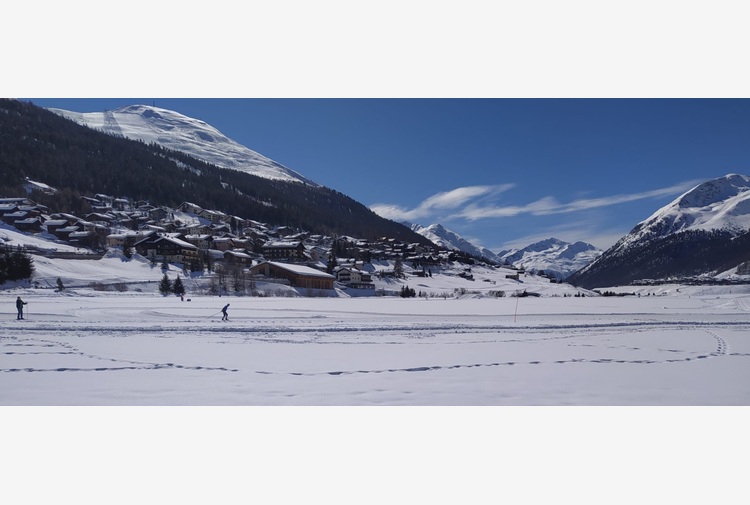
[13,217,43,232]
[1,211,28,225]
[249,261,334,290]
[199,208,227,223]
[81,196,102,206]
[334,267,374,289]
[211,237,234,251]
[0,198,32,206]
[44,219,70,234]
[0,204,19,216]
[106,231,150,249]
[19,205,45,217]
[50,213,82,226]
[262,240,307,261]
[148,207,171,221]
[224,250,253,265]
[134,234,199,264]
[177,202,203,215]
[69,230,95,248]
[184,234,213,249]
[53,225,80,241]
[94,193,114,203]
[113,198,130,211]
[85,213,114,225]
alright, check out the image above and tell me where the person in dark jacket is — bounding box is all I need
[221,303,230,321]
[16,296,27,320]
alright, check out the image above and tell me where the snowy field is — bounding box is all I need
[3,290,749,406]
[3,289,750,504]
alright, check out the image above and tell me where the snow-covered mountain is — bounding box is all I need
[407,223,502,263]
[620,173,750,246]
[567,173,750,288]
[49,104,318,186]
[499,238,602,279]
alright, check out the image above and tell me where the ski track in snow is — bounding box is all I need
[3,318,748,377]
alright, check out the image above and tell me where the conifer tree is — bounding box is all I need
[172,275,185,296]
[159,273,172,295]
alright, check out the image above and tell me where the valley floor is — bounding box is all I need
[3,290,749,406]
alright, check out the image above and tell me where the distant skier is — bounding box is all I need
[221,303,230,321]
[16,296,27,320]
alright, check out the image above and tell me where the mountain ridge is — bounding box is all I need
[499,238,602,279]
[567,173,750,288]
[49,104,318,186]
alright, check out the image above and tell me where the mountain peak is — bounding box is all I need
[567,173,750,288]
[500,238,601,279]
[676,173,750,209]
[49,104,318,186]
[632,173,750,241]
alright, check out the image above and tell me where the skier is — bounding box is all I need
[16,296,27,320]
[221,303,230,321]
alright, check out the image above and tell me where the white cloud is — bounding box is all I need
[457,179,702,221]
[371,184,514,221]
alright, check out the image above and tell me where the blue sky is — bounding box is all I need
[23,98,750,252]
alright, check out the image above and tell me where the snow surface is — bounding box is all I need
[3,284,750,406]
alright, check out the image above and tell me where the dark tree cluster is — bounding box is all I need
[0,245,35,284]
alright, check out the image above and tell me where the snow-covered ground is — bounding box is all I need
[3,288,749,406]
[4,289,749,503]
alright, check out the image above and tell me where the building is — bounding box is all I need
[249,261,334,290]
[262,240,307,261]
[134,234,199,264]
[334,266,374,289]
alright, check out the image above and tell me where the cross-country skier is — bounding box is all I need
[221,303,230,321]
[16,296,27,320]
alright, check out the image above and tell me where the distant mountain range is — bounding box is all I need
[567,174,750,288]
[407,223,502,263]
[498,238,602,280]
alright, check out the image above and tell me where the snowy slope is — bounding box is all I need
[568,174,750,288]
[624,173,750,246]
[499,238,602,279]
[408,222,502,263]
[49,104,318,185]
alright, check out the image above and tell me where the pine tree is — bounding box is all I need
[172,275,185,296]
[159,273,172,295]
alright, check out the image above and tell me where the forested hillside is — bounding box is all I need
[0,99,431,245]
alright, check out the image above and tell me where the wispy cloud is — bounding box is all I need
[371,179,702,227]
[370,184,515,221]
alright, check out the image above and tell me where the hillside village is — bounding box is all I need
[2,185,559,297]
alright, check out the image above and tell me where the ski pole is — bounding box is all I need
[200,310,222,322]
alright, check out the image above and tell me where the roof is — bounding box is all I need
[156,236,198,249]
[258,261,334,279]
[263,240,302,248]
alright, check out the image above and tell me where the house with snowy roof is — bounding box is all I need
[133,234,199,264]
[261,240,307,261]
[249,261,334,290]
